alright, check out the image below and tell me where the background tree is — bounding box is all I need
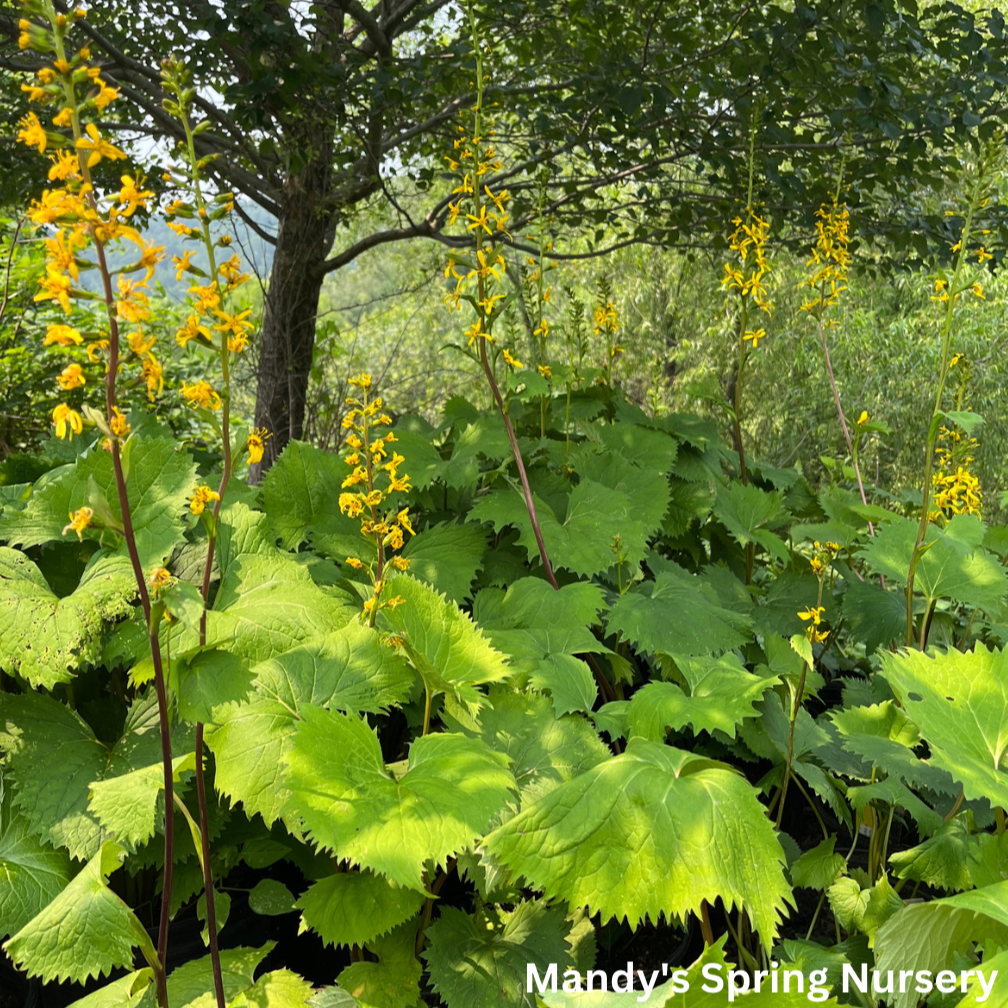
[2,0,1007,472]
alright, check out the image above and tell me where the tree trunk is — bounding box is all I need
[250,138,335,481]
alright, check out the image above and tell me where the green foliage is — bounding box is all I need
[3,841,156,984]
[484,740,791,944]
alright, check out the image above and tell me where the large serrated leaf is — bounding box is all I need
[335,922,422,1008]
[0,690,185,860]
[604,563,752,659]
[874,881,1008,1008]
[881,645,1008,808]
[1,437,196,569]
[296,870,425,948]
[445,688,610,806]
[0,790,74,939]
[483,740,791,946]
[208,622,414,827]
[3,841,155,984]
[889,817,974,892]
[400,521,487,603]
[261,440,362,555]
[379,573,512,714]
[424,901,573,1008]
[0,548,137,688]
[284,706,516,890]
[626,654,779,741]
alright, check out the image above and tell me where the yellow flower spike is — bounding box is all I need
[62,506,94,540]
[189,484,221,516]
[246,427,271,466]
[181,380,222,410]
[44,323,83,347]
[57,362,86,390]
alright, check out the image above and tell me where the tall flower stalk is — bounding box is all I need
[720,122,772,488]
[905,140,1000,645]
[17,4,177,1002]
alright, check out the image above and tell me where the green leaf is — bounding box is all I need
[881,645,1008,808]
[296,870,424,948]
[261,440,362,556]
[1,437,196,569]
[889,816,974,892]
[208,622,414,826]
[827,874,903,945]
[166,943,273,1008]
[63,970,154,1008]
[0,548,137,688]
[604,563,752,659]
[829,701,956,794]
[197,887,231,945]
[425,901,574,1008]
[841,577,906,653]
[88,752,196,853]
[400,521,487,603]
[3,841,156,984]
[941,409,985,434]
[860,516,1007,610]
[379,573,512,716]
[230,969,314,1008]
[626,654,779,741]
[204,551,358,663]
[470,463,668,579]
[874,880,1008,1008]
[713,481,788,562]
[590,422,678,474]
[0,792,74,939]
[0,690,182,860]
[335,922,423,1008]
[790,836,845,890]
[445,688,610,806]
[248,879,296,916]
[483,740,791,945]
[171,647,256,725]
[285,706,516,890]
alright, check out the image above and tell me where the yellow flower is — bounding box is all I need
[117,175,152,216]
[397,508,414,535]
[744,328,765,348]
[149,567,172,590]
[58,362,86,390]
[857,410,869,426]
[172,250,196,281]
[538,364,552,379]
[175,313,211,347]
[213,308,253,341]
[346,557,364,570]
[93,80,120,110]
[189,284,220,314]
[339,493,364,518]
[62,506,94,540]
[976,246,993,263]
[797,605,828,643]
[53,403,83,439]
[75,123,127,168]
[190,484,221,515]
[348,373,372,389]
[124,331,153,359]
[116,276,151,324]
[246,427,270,466]
[44,323,83,347]
[47,150,80,182]
[34,267,73,313]
[181,380,222,410]
[392,555,410,571]
[16,112,48,153]
[110,407,130,437]
[142,356,163,400]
